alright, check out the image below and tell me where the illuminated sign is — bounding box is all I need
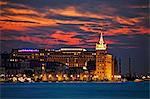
[18,49,39,52]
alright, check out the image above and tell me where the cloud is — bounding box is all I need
[85,37,120,45]
[51,30,82,45]
[4,8,46,17]
[128,5,149,9]
[1,30,83,47]
[0,15,59,31]
[2,35,57,46]
[1,0,149,51]
[48,6,113,19]
[114,16,139,25]
[0,1,7,6]
[0,1,58,31]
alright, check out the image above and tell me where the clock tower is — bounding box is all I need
[95,33,113,80]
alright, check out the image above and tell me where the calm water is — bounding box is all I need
[0,81,149,99]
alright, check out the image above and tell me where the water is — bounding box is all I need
[0,81,149,99]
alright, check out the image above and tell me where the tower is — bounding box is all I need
[96,32,107,51]
[95,33,113,80]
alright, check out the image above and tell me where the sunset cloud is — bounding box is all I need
[51,31,82,45]
[4,8,46,17]
[48,6,113,19]
[1,0,149,51]
[0,1,7,6]
[0,15,59,31]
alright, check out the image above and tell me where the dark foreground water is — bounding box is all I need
[0,81,149,99]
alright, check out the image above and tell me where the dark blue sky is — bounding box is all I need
[0,0,149,75]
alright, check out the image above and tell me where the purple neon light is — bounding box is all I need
[18,49,39,52]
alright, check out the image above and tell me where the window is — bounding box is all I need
[74,58,77,63]
[40,53,44,56]
[40,59,44,61]
[75,63,78,67]
[67,58,69,63]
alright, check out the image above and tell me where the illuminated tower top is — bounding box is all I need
[96,32,107,50]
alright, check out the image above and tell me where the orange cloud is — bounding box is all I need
[16,36,57,45]
[0,1,7,6]
[51,30,82,45]
[80,22,149,36]
[105,27,131,35]
[1,30,83,46]
[5,8,46,17]
[1,6,97,31]
[105,27,150,35]
[6,15,58,26]
[79,25,100,33]
[86,38,119,45]
[57,20,94,25]
[48,6,142,26]
[133,27,150,34]
[0,1,59,31]
[0,22,29,31]
[114,16,139,25]
[48,6,113,19]
[0,15,59,31]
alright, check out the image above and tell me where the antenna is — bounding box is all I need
[129,57,131,77]
[119,58,121,75]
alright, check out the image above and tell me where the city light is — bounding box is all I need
[49,74,52,78]
[18,49,39,52]
[83,66,87,70]
[40,74,43,77]
[23,74,26,77]
[142,76,146,79]
[114,75,121,79]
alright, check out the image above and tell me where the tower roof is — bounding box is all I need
[99,32,104,44]
[96,32,107,50]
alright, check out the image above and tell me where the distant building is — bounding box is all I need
[1,33,114,80]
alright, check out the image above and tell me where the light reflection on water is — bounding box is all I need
[0,81,149,99]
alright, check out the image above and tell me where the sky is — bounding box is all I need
[0,0,149,75]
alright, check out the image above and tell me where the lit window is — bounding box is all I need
[75,63,78,67]
[15,59,18,62]
[35,54,39,56]
[40,59,44,61]
[10,59,14,61]
[40,53,44,56]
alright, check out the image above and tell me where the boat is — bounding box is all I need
[134,79,143,82]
